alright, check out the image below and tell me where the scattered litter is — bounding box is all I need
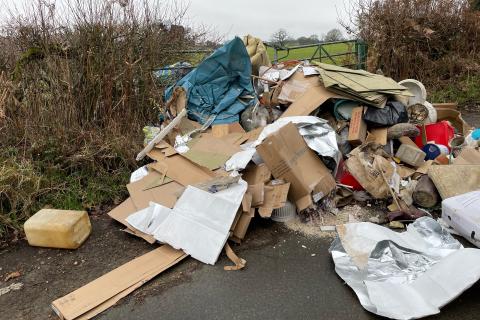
[0,282,23,297]
[4,271,21,282]
[330,217,480,319]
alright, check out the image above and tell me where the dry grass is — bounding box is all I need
[0,0,212,241]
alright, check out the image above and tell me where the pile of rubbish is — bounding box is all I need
[22,35,480,319]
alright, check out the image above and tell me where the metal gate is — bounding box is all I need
[265,39,367,70]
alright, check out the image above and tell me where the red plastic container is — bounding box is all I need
[336,159,364,191]
[415,121,454,151]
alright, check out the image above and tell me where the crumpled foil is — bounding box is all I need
[330,217,480,320]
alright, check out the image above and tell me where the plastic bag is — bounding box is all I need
[363,101,408,127]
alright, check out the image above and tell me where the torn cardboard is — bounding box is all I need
[428,165,480,199]
[51,246,186,320]
[248,183,265,207]
[366,127,388,145]
[107,198,156,244]
[258,181,290,218]
[182,134,241,170]
[256,122,336,211]
[277,70,321,103]
[148,154,214,186]
[345,153,394,199]
[126,174,183,209]
[281,84,340,117]
[242,163,271,185]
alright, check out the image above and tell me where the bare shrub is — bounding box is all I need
[0,0,213,240]
[341,0,480,83]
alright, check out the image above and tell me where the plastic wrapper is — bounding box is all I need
[363,101,409,127]
[330,217,480,319]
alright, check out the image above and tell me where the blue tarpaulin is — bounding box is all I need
[165,37,255,125]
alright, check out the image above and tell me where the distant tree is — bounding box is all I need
[323,28,344,42]
[297,34,320,45]
[270,28,290,47]
[309,34,320,43]
[297,36,310,45]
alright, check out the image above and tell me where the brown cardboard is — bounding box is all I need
[212,122,246,137]
[277,71,321,103]
[436,108,472,136]
[248,183,265,207]
[182,134,241,170]
[345,153,394,199]
[242,163,271,185]
[126,174,184,209]
[256,123,336,211]
[51,246,187,320]
[453,148,480,165]
[399,136,420,149]
[282,84,340,117]
[107,198,155,244]
[242,192,253,213]
[154,140,177,157]
[428,165,480,199]
[149,155,214,186]
[366,127,388,145]
[348,107,367,146]
[232,211,254,240]
[258,182,290,218]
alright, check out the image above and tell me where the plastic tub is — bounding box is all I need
[399,79,427,106]
[333,100,360,121]
[415,121,455,150]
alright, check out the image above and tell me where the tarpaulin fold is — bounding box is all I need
[165,37,255,125]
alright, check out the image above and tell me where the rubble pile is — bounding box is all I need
[30,35,480,320]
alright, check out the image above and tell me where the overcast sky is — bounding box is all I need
[2,0,349,40]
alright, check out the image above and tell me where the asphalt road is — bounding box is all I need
[99,228,480,320]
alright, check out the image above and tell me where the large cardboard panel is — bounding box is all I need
[453,148,480,165]
[428,165,480,199]
[281,84,339,117]
[149,154,214,186]
[107,198,155,244]
[126,174,183,209]
[183,134,241,170]
[277,71,321,103]
[256,123,336,211]
[51,246,187,320]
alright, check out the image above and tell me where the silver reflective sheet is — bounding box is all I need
[330,217,480,320]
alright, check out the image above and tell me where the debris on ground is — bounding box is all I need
[19,35,478,319]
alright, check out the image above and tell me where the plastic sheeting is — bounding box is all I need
[330,217,480,320]
[165,37,255,125]
[125,180,248,265]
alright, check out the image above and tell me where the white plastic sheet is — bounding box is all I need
[125,180,248,265]
[330,217,480,320]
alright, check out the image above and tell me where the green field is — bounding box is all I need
[266,42,357,66]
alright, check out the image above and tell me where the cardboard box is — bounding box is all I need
[366,127,388,145]
[248,183,265,207]
[348,107,367,146]
[212,122,246,138]
[242,163,271,185]
[256,123,336,211]
[258,181,290,218]
[51,246,186,320]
